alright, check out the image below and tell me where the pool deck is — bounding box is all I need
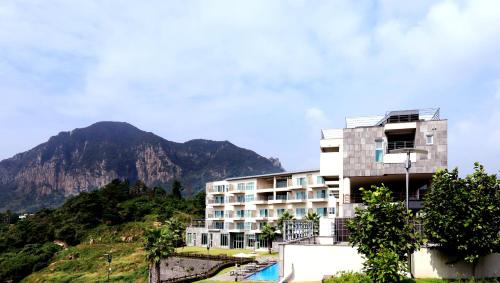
[202,255,278,282]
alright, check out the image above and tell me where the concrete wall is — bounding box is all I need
[343,120,447,177]
[412,248,500,279]
[280,244,500,282]
[280,244,364,282]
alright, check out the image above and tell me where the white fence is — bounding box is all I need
[279,242,500,282]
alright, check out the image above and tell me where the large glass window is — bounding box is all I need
[244,222,254,230]
[236,195,245,202]
[244,210,254,218]
[220,234,228,246]
[296,191,306,200]
[259,209,268,217]
[237,183,245,191]
[201,233,208,245]
[316,190,326,199]
[276,179,288,188]
[295,208,306,217]
[236,222,245,229]
[296,177,307,186]
[375,140,384,162]
[316,207,327,217]
[236,210,244,218]
[214,221,224,229]
[316,176,325,184]
[276,208,286,217]
[245,194,255,202]
[246,182,255,191]
[215,196,224,204]
[214,210,224,218]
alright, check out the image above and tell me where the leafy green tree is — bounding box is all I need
[261,223,277,254]
[171,179,183,199]
[423,163,500,276]
[277,210,294,233]
[305,211,320,236]
[347,185,420,282]
[144,226,178,283]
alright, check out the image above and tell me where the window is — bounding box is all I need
[214,210,224,218]
[236,222,245,229]
[328,207,336,215]
[214,221,224,229]
[244,210,254,217]
[276,179,288,188]
[259,222,267,230]
[237,183,245,191]
[215,196,224,204]
[220,234,228,246]
[316,176,325,184]
[244,222,253,231]
[321,146,339,152]
[245,194,254,202]
[246,182,255,191]
[236,210,244,218]
[296,191,306,200]
[276,208,286,217]
[426,134,434,145]
[187,233,193,245]
[316,207,327,217]
[296,177,307,186]
[237,195,245,203]
[316,190,326,199]
[295,208,306,217]
[201,233,208,245]
[259,209,268,217]
[375,140,384,162]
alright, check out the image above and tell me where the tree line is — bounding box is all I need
[0,179,205,282]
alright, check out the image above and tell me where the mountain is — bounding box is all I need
[0,122,284,212]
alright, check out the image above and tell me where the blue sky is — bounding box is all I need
[0,0,499,174]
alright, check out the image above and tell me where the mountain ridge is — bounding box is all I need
[0,121,284,212]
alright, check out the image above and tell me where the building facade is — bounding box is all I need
[186,108,448,249]
[186,170,337,250]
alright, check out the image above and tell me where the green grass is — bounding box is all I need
[21,221,155,283]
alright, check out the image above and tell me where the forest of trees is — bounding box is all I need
[0,179,205,282]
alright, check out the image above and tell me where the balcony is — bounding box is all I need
[228,185,245,194]
[206,213,224,220]
[268,194,288,204]
[207,199,225,206]
[308,192,328,202]
[287,196,307,203]
[256,210,274,220]
[387,140,414,152]
[226,196,245,205]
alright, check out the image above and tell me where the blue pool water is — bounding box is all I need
[246,263,279,281]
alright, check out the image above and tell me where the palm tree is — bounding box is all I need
[261,223,277,254]
[277,210,294,233]
[305,211,320,236]
[144,226,177,283]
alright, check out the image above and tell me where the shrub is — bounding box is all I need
[323,271,372,283]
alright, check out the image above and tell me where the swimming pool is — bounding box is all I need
[246,263,279,281]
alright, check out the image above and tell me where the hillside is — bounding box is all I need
[0,121,283,212]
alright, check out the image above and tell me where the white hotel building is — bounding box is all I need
[186,108,447,249]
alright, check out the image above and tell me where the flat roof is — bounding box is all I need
[224,169,319,181]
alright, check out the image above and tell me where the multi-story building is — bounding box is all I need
[321,108,447,217]
[186,170,336,249]
[186,108,447,249]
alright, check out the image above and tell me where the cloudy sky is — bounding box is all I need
[0,0,499,174]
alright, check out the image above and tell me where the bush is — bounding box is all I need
[323,271,372,283]
[364,248,406,283]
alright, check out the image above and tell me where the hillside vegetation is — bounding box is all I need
[0,179,205,282]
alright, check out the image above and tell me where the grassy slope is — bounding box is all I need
[21,220,156,283]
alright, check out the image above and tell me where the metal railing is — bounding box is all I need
[387,140,414,151]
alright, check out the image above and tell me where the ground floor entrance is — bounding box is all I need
[230,232,244,249]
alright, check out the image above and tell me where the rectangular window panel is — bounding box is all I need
[245,195,255,202]
[201,233,208,245]
[276,208,285,216]
[426,134,434,145]
[237,183,245,191]
[295,208,306,217]
[220,234,228,246]
[246,182,255,191]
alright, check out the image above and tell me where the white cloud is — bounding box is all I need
[0,0,499,172]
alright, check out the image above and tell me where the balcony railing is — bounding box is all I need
[344,192,423,204]
[207,199,225,205]
[387,140,414,151]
